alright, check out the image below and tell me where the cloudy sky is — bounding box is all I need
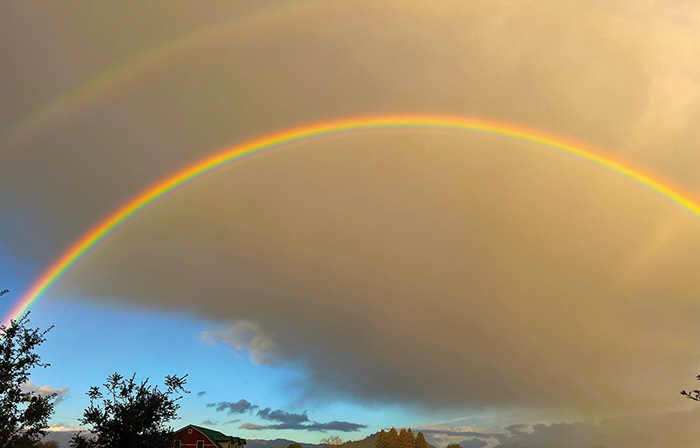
[2,1,700,447]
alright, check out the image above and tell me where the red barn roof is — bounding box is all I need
[173,424,247,448]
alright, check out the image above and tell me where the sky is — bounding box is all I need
[2,1,700,447]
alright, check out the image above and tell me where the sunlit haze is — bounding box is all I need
[2,2,700,447]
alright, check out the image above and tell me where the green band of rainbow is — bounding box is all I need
[0,2,308,158]
[6,114,700,323]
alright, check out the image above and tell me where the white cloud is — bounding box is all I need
[21,380,70,404]
[47,422,85,432]
[198,321,277,365]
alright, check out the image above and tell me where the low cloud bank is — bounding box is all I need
[207,397,365,433]
[421,408,700,448]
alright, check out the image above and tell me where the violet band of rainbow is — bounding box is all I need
[0,1,309,157]
[6,114,700,323]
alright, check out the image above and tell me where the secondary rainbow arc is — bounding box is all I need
[0,1,310,159]
[6,114,700,324]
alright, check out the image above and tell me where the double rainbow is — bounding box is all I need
[5,114,700,323]
[0,2,310,158]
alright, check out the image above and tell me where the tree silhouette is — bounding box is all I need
[0,289,56,448]
[374,429,388,448]
[378,427,420,448]
[321,436,343,448]
[414,432,428,448]
[386,428,399,448]
[70,372,188,448]
[681,374,700,402]
[399,428,415,448]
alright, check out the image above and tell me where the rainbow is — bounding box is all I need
[0,1,311,159]
[5,114,700,323]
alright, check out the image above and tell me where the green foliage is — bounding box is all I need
[446,444,462,448]
[415,432,428,448]
[70,372,188,448]
[374,429,388,448]
[288,443,304,448]
[379,428,418,448]
[399,428,415,448]
[0,290,56,448]
[386,428,399,448]
[398,429,407,448]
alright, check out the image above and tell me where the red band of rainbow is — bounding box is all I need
[5,114,700,323]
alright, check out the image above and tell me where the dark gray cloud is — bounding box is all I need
[5,1,700,440]
[202,420,219,425]
[197,391,207,397]
[458,440,487,448]
[305,421,367,432]
[504,424,529,435]
[239,420,366,433]
[212,399,259,415]
[418,429,495,440]
[416,427,500,448]
[421,411,700,448]
[492,408,700,448]
[220,400,363,432]
[257,407,309,424]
